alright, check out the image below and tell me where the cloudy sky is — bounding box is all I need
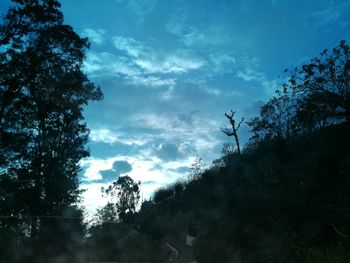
[1,0,349,215]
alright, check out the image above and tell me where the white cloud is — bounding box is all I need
[309,1,350,26]
[166,13,233,48]
[130,113,222,154]
[115,0,158,16]
[85,36,205,88]
[80,182,110,217]
[235,56,280,99]
[209,53,236,74]
[236,57,264,82]
[82,28,106,44]
[134,54,205,74]
[84,52,140,77]
[84,52,174,88]
[80,153,191,215]
[130,76,176,87]
[127,0,158,16]
[90,128,150,146]
[80,158,113,181]
[113,36,205,74]
[113,36,145,57]
[236,70,261,82]
[90,129,118,144]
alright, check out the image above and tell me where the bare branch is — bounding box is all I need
[223,110,244,154]
[236,117,245,130]
[221,127,234,136]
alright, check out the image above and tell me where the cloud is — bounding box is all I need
[309,1,350,26]
[135,57,204,74]
[112,160,133,174]
[82,28,106,44]
[84,52,174,87]
[84,52,140,77]
[90,129,118,144]
[115,0,158,16]
[236,57,262,81]
[134,52,205,74]
[130,112,222,155]
[209,53,236,74]
[166,12,233,48]
[154,143,184,161]
[98,169,120,183]
[90,128,151,146]
[142,180,158,185]
[80,158,112,181]
[130,76,176,88]
[85,36,204,88]
[127,0,158,15]
[80,182,111,216]
[96,160,132,183]
[236,70,262,82]
[113,36,145,57]
[113,36,205,74]
[79,146,211,215]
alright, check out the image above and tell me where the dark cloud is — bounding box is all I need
[98,169,120,183]
[155,143,183,161]
[112,160,133,174]
[94,160,133,183]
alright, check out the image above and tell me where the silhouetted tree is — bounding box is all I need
[187,157,206,181]
[248,40,350,141]
[288,40,350,126]
[96,202,119,224]
[102,175,141,224]
[0,0,102,261]
[248,92,297,140]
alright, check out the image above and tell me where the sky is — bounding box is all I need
[1,0,350,216]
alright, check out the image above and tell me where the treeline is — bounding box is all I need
[1,0,350,262]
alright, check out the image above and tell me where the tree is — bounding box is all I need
[248,40,350,141]
[288,40,350,126]
[96,202,119,224]
[221,110,244,154]
[188,157,206,181]
[248,91,297,140]
[0,0,102,260]
[102,175,141,224]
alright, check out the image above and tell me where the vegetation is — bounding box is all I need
[0,0,101,262]
[0,0,350,262]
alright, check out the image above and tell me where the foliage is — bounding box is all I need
[249,40,350,140]
[289,40,350,124]
[0,0,102,261]
[102,175,140,223]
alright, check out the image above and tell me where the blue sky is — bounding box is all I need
[1,0,350,215]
